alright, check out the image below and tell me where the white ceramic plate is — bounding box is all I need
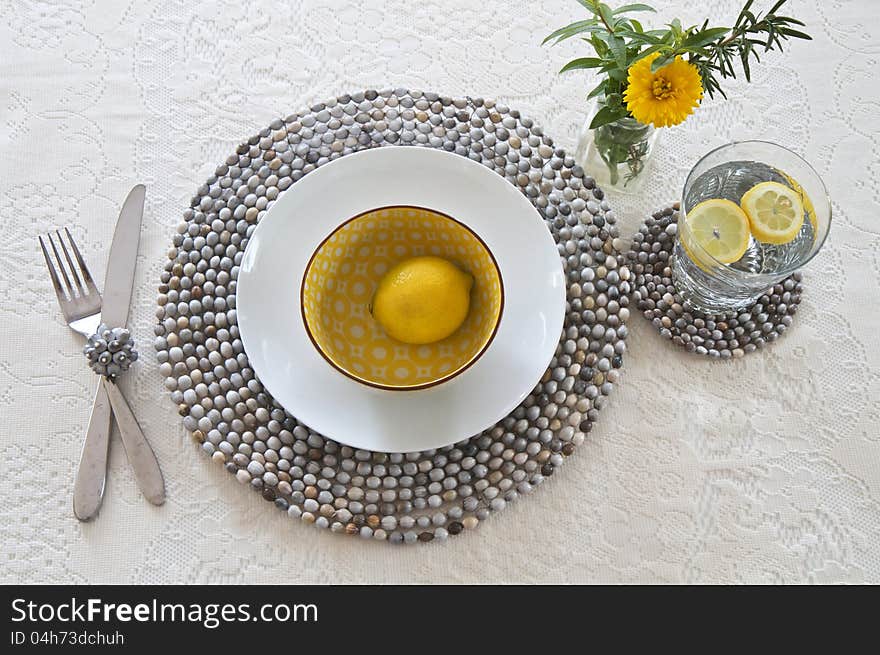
[238,146,565,452]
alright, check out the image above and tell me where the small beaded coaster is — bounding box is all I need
[627,204,803,359]
[155,89,631,543]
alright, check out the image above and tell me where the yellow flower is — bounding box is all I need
[623,52,703,128]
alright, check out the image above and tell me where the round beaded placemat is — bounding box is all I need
[628,204,802,359]
[154,88,630,543]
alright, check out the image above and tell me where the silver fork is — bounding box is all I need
[39,229,103,337]
[39,228,163,520]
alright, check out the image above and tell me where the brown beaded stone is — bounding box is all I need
[345,523,358,535]
[304,485,318,499]
[366,515,380,529]
[418,532,434,543]
[447,521,463,535]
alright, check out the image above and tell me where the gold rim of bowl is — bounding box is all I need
[300,204,505,391]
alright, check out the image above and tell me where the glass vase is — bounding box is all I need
[574,99,658,191]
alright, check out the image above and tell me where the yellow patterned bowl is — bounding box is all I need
[301,205,504,390]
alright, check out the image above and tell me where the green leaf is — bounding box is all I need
[542,20,600,45]
[768,0,788,14]
[597,3,615,29]
[740,41,752,80]
[778,27,811,40]
[589,105,628,130]
[613,3,655,14]
[632,43,669,62]
[681,27,731,48]
[559,57,606,73]
[603,33,628,69]
[587,80,607,100]
[604,92,623,108]
[735,0,756,29]
[575,0,600,15]
[616,28,662,44]
[607,67,627,81]
[650,54,674,71]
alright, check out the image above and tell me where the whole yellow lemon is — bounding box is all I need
[370,256,474,345]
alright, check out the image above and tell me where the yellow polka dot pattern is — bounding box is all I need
[302,206,503,389]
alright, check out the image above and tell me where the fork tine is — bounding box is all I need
[56,229,83,294]
[47,232,75,297]
[64,227,100,296]
[39,235,68,303]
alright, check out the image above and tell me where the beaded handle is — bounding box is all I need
[83,324,138,379]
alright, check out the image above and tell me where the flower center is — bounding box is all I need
[652,77,674,100]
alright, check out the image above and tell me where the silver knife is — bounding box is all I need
[74,185,165,512]
[73,190,151,519]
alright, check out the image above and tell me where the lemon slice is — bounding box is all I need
[781,173,818,233]
[683,199,751,264]
[740,181,805,245]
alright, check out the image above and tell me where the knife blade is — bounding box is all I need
[99,184,165,505]
[101,184,145,327]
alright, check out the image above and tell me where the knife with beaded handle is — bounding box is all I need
[77,185,165,508]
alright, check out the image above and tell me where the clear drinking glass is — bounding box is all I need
[671,141,831,315]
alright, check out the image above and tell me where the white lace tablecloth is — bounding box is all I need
[3,0,878,584]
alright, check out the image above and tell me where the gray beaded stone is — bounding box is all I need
[84,324,138,379]
[156,89,629,543]
[627,204,803,358]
